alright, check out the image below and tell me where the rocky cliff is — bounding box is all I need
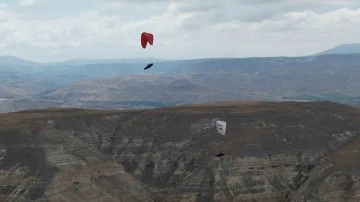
[0,101,360,201]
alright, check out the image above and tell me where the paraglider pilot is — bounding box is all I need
[144,63,153,70]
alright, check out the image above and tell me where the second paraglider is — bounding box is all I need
[216,121,226,135]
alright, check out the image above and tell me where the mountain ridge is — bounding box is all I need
[38,53,360,108]
[0,44,360,111]
[0,55,42,66]
[316,43,360,55]
[1,43,359,66]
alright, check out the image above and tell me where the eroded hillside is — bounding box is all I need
[0,101,360,201]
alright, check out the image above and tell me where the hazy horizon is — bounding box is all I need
[2,42,358,64]
[0,0,360,62]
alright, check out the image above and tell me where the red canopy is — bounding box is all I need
[141,32,154,49]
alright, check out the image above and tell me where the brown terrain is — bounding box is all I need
[0,101,360,201]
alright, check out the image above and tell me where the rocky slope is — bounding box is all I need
[0,101,360,201]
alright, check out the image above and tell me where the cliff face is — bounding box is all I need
[0,101,360,201]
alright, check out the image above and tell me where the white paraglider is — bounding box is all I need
[216,121,226,135]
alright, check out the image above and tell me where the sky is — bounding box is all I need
[0,0,359,62]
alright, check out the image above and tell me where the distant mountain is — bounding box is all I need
[0,55,42,67]
[39,54,360,108]
[42,74,242,107]
[2,52,360,109]
[49,57,170,66]
[49,58,94,66]
[317,43,360,55]
[3,42,360,67]
[0,55,169,67]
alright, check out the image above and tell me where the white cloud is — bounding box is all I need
[18,0,45,7]
[0,1,359,61]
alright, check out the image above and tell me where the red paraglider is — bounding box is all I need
[141,32,154,49]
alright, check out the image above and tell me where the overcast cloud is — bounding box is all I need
[0,0,359,62]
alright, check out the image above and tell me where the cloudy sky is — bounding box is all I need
[0,0,359,62]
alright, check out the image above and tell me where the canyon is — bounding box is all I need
[0,101,360,201]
